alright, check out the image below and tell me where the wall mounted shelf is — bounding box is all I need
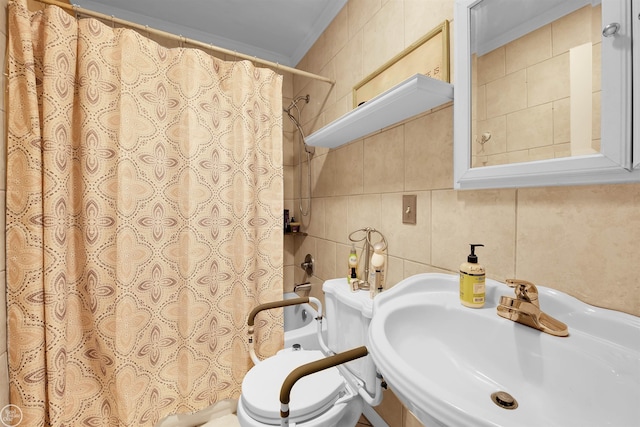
[305,74,454,148]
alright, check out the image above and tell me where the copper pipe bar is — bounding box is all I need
[248,297,320,365]
[32,0,335,85]
[248,297,309,327]
[279,345,369,417]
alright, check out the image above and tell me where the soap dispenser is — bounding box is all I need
[460,244,485,308]
[348,244,359,291]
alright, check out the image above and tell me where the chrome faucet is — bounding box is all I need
[497,279,569,337]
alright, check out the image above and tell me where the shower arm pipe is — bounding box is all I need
[285,94,313,217]
[279,346,369,426]
[33,0,335,85]
[247,296,323,365]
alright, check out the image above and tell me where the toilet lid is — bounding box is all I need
[241,349,345,424]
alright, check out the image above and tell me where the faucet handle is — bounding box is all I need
[505,279,539,306]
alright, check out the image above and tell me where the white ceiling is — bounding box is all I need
[472,0,595,55]
[72,0,348,67]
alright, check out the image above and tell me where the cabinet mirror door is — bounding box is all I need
[454,0,639,189]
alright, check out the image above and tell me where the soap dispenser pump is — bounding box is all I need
[348,244,359,291]
[460,244,485,308]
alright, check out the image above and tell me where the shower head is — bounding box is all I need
[284,94,314,155]
[284,94,309,115]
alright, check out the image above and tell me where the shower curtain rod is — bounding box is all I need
[32,0,335,85]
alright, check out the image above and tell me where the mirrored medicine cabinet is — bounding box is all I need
[453,0,640,189]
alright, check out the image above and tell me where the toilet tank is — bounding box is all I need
[323,278,376,394]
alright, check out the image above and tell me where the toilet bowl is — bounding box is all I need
[238,278,381,427]
[237,348,363,426]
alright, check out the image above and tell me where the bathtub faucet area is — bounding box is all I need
[294,282,311,293]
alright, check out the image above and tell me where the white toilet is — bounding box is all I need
[237,278,381,426]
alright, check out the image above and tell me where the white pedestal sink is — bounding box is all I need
[368,273,640,427]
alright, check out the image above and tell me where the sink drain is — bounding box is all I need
[491,391,518,410]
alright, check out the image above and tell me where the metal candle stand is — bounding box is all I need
[348,227,388,291]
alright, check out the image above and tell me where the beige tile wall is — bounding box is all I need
[285,1,640,426]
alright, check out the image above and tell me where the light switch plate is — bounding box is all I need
[402,194,417,224]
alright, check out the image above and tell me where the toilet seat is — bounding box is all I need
[241,349,345,425]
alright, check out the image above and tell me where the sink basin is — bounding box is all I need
[369,273,640,427]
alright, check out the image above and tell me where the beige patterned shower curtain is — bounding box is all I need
[6,1,283,425]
